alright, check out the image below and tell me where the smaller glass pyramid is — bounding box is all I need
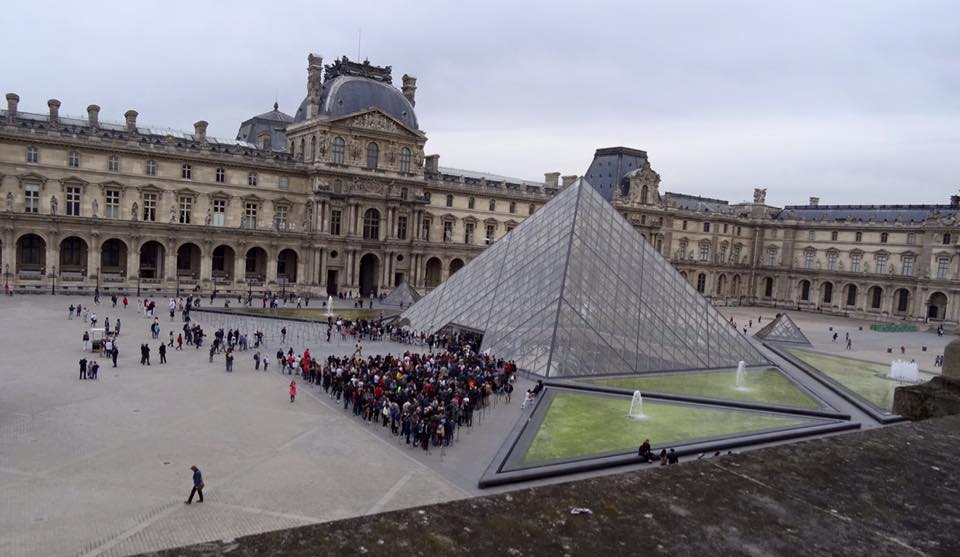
[754,314,811,345]
[382,282,422,307]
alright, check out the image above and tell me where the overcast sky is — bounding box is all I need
[3,0,957,206]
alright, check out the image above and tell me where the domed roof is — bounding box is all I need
[293,75,418,130]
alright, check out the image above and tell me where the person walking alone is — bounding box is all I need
[159,343,167,364]
[289,380,297,403]
[185,465,204,504]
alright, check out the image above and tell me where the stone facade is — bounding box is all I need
[0,54,957,325]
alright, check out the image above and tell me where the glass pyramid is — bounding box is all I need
[382,281,422,307]
[400,179,767,377]
[754,314,811,345]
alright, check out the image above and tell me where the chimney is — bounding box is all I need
[47,99,61,126]
[5,93,19,123]
[424,154,439,173]
[951,194,960,208]
[544,172,560,189]
[194,120,208,143]
[809,196,820,207]
[86,104,100,129]
[561,175,578,187]
[306,53,323,119]
[124,110,138,133]
[402,74,417,107]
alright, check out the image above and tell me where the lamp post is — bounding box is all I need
[4,263,9,294]
[176,272,181,298]
[51,265,57,295]
[136,271,141,298]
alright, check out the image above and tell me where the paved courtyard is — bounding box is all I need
[0,295,948,556]
[0,294,526,557]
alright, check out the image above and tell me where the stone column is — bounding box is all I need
[87,236,100,281]
[234,250,247,285]
[319,249,327,290]
[199,245,213,282]
[127,243,140,282]
[164,243,177,281]
[265,248,278,284]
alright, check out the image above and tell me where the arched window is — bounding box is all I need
[362,208,381,240]
[309,136,316,160]
[800,280,811,301]
[640,185,648,204]
[399,147,412,173]
[332,137,345,165]
[696,273,706,293]
[366,142,379,169]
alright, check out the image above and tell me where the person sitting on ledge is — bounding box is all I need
[531,380,544,396]
[637,439,653,462]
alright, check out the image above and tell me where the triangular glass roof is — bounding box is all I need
[754,314,811,345]
[382,281,422,307]
[400,179,767,377]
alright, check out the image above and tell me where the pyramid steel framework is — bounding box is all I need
[400,179,767,377]
[382,281,422,307]
[754,313,811,345]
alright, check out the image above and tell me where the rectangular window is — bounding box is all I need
[827,252,837,271]
[736,226,742,236]
[24,184,40,213]
[770,229,778,239]
[68,151,80,168]
[178,196,192,224]
[275,205,288,229]
[937,257,950,279]
[422,218,432,241]
[902,256,914,276]
[465,222,475,244]
[703,222,710,233]
[279,176,289,190]
[212,199,225,226]
[831,231,838,241]
[699,243,709,261]
[851,253,861,272]
[105,190,120,219]
[181,164,192,180]
[443,221,453,242]
[808,230,815,241]
[723,223,728,234]
[681,220,688,231]
[142,193,157,222]
[108,156,120,172]
[486,224,495,244]
[26,146,39,163]
[876,254,887,274]
[65,186,81,216]
[243,203,258,229]
[330,209,342,236]
[804,251,814,269]
[397,215,408,240]
[146,160,157,176]
[855,231,862,242]
[767,250,776,266]
[906,233,915,245]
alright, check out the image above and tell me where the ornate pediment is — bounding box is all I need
[330,109,421,137]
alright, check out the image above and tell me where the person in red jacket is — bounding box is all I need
[289,380,297,403]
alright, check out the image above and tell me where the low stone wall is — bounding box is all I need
[141,414,960,557]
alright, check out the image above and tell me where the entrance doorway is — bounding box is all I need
[358,253,380,296]
[326,270,338,296]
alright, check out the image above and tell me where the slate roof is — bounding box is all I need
[775,205,959,224]
[293,76,418,130]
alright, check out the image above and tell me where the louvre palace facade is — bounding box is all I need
[1,54,957,324]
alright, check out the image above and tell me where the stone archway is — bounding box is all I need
[244,247,268,281]
[100,239,128,279]
[798,279,811,302]
[821,282,834,305]
[425,257,443,288]
[928,292,948,320]
[212,245,236,282]
[359,253,380,296]
[449,258,465,276]
[277,249,298,283]
[16,233,46,276]
[893,288,910,314]
[59,236,88,276]
[139,241,165,279]
[176,243,201,279]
